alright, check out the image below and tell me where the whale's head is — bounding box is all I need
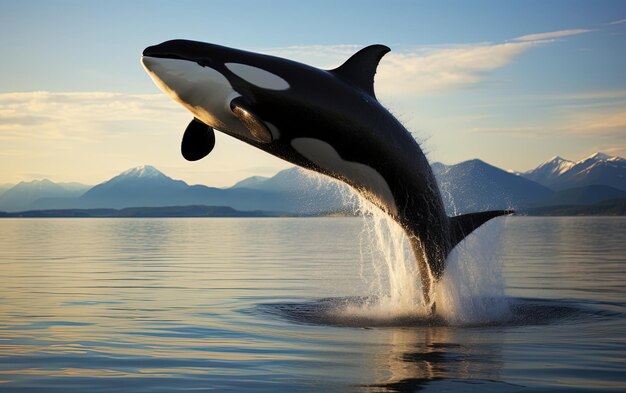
[141,39,318,150]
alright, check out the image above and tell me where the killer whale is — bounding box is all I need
[141,39,511,305]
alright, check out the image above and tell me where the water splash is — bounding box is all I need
[434,219,511,325]
[344,184,510,325]
[350,209,428,319]
[331,194,429,321]
[298,170,511,325]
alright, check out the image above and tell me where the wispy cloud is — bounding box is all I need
[592,145,626,157]
[514,29,592,42]
[465,126,546,137]
[376,41,538,97]
[465,106,626,139]
[271,41,540,97]
[0,92,184,141]
[539,90,626,101]
[563,109,626,136]
[270,27,596,98]
[608,18,626,25]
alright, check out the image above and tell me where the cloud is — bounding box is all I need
[0,91,185,141]
[270,41,539,97]
[269,27,595,98]
[595,145,626,158]
[564,109,626,136]
[465,107,626,139]
[459,85,626,139]
[608,19,626,25]
[514,29,592,42]
[465,126,546,137]
[376,41,538,97]
[539,90,626,101]
[0,114,51,127]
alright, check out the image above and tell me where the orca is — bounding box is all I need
[141,39,512,306]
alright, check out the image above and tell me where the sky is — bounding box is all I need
[0,0,625,187]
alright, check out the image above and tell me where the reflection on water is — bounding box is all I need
[362,327,506,393]
[0,217,625,392]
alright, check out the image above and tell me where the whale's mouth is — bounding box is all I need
[141,51,214,70]
[142,52,190,62]
[142,47,202,66]
[141,50,215,74]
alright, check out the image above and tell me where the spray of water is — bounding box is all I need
[350,194,510,325]
[434,219,511,324]
[298,169,511,325]
[331,194,429,321]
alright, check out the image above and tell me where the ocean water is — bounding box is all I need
[0,216,624,392]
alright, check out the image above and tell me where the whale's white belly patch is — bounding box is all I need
[291,138,398,215]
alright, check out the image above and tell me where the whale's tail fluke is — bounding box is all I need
[449,209,514,251]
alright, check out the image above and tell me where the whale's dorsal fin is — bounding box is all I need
[330,44,390,98]
[449,210,514,249]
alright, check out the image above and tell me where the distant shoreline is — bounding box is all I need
[0,205,285,218]
[521,197,626,216]
[0,203,624,218]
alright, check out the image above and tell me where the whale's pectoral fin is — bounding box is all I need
[449,210,514,249]
[230,97,273,144]
[330,44,390,98]
[181,118,216,161]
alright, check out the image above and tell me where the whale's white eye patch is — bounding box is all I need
[225,63,289,90]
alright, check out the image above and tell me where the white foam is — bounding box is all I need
[342,180,511,325]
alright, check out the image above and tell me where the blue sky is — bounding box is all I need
[1,0,625,186]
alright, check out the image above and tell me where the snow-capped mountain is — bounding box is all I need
[523,156,574,184]
[103,165,177,184]
[78,165,189,207]
[117,165,170,179]
[524,152,626,191]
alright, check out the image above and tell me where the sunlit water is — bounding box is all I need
[0,217,624,392]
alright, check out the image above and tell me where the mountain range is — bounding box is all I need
[431,152,626,214]
[0,179,90,212]
[523,152,626,191]
[1,152,625,215]
[0,165,348,214]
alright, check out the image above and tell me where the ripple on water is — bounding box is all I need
[259,296,615,328]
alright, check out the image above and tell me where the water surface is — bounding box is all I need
[0,217,624,392]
